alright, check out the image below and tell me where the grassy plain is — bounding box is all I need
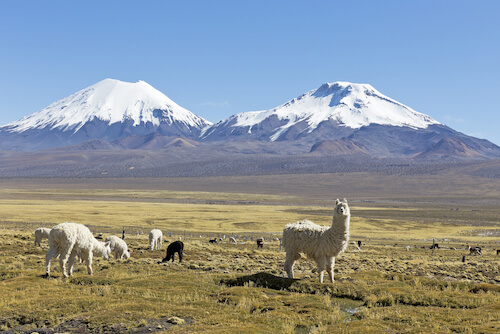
[0,175,499,333]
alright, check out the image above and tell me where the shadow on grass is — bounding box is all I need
[39,274,59,280]
[220,272,365,301]
[221,272,299,290]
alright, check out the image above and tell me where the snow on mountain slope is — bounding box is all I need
[3,79,211,133]
[203,82,441,141]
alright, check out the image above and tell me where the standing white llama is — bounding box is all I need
[282,198,350,283]
[149,229,163,250]
[45,222,111,278]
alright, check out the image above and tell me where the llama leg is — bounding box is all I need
[326,257,336,283]
[317,258,328,283]
[87,251,94,275]
[59,250,72,278]
[67,249,79,276]
[45,247,58,277]
[179,251,183,263]
[80,250,92,275]
[284,252,300,279]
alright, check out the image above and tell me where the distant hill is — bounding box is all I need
[309,138,369,156]
[51,139,124,151]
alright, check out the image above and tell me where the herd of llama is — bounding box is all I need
[36,198,351,283]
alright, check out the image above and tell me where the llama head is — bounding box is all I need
[334,198,350,217]
[102,241,111,261]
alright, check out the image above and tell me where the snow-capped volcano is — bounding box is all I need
[5,79,211,133]
[202,81,441,141]
[0,79,211,150]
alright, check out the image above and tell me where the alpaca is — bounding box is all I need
[45,222,111,278]
[162,240,184,263]
[256,237,264,248]
[149,229,163,250]
[34,227,51,246]
[104,235,131,260]
[468,244,482,256]
[282,199,350,283]
[229,237,237,244]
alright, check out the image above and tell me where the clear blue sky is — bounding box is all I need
[1,1,499,144]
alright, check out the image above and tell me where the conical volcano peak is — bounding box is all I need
[3,78,211,134]
[0,79,212,150]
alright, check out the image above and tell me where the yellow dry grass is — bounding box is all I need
[1,192,497,242]
[0,183,499,333]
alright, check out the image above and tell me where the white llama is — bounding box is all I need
[34,227,51,246]
[105,235,131,260]
[45,222,111,278]
[282,199,350,283]
[149,229,163,250]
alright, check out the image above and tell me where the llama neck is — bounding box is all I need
[92,239,106,256]
[331,214,350,240]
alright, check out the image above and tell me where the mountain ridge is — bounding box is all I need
[1,79,499,161]
[201,81,441,142]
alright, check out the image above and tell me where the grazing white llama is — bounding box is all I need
[45,222,111,278]
[105,235,131,260]
[282,199,350,283]
[34,227,51,246]
[149,229,163,250]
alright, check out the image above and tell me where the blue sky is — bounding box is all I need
[1,1,499,144]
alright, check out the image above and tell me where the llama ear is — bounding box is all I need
[335,199,340,205]
[343,198,348,204]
